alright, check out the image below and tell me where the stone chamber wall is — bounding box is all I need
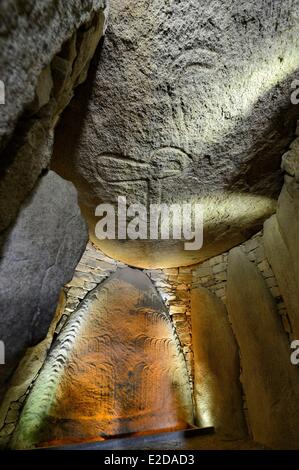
[193,231,290,335]
[2,125,299,447]
[191,129,299,448]
[192,230,288,434]
[1,0,299,450]
[0,243,194,447]
[0,0,109,436]
[62,244,194,389]
[3,127,299,449]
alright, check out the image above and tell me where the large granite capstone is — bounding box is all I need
[53,0,299,268]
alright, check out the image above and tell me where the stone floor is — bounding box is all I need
[52,428,265,451]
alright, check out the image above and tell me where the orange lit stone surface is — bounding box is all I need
[12,268,193,449]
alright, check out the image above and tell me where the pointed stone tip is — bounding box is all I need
[112,266,155,291]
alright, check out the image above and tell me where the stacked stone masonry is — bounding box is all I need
[0,227,292,448]
[0,243,194,448]
[192,231,289,336]
[65,246,194,392]
[192,229,291,436]
[144,267,194,391]
[58,243,126,334]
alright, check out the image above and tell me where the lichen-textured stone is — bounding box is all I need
[0,171,88,400]
[11,268,193,449]
[53,0,299,268]
[191,287,246,438]
[0,0,108,238]
[226,247,299,449]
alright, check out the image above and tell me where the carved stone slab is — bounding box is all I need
[53,0,299,267]
[12,268,193,449]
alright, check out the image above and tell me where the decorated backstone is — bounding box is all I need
[12,268,193,449]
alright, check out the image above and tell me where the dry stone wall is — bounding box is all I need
[192,231,289,331]
[57,242,126,335]
[144,268,194,392]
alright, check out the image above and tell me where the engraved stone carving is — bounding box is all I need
[52,0,299,267]
[12,268,193,449]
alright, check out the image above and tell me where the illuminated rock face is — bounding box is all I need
[226,248,299,449]
[12,268,193,449]
[191,287,247,438]
[53,0,299,268]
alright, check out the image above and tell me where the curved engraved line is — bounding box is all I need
[184,41,222,54]
[178,61,214,74]
[144,309,168,324]
[172,44,220,68]
[94,153,150,184]
[102,178,149,185]
[149,146,193,166]
[170,46,219,85]
[133,362,148,373]
[97,152,149,165]
[135,333,149,341]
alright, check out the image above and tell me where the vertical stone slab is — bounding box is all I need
[11,268,193,449]
[0,171,88,400]
[276,184,299,287]
[191,287,247,438]
[264,215,299,338]
[227,247,299,449]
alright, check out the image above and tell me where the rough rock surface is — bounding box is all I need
[0,171,88,400]
[0,0,108,239]
[0,0,108,151]
[277,143,299,288]
[191,287,246,438]
[53,0,299,268]
[226,247,299,449]
[264,215,299,339]
[11,268,193,449]
[263,136,299,338]
[0,292,66,448]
